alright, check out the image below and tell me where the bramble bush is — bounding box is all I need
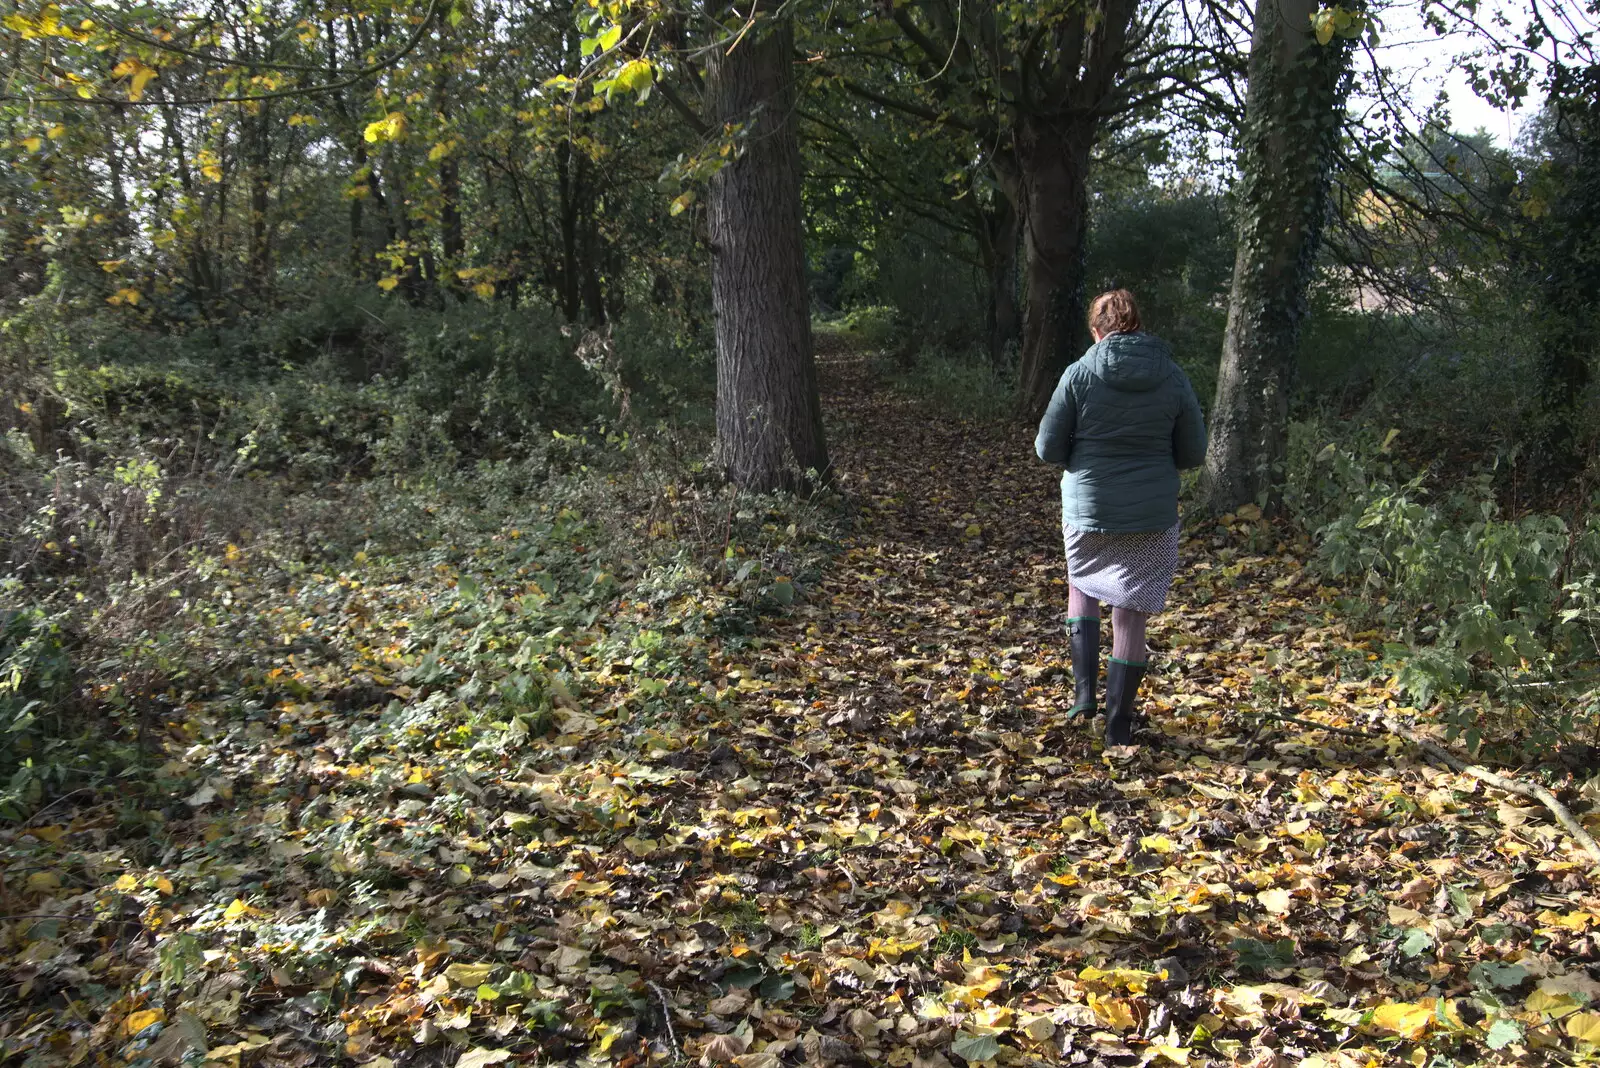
[1285,419,1600,757]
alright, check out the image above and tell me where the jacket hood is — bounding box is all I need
[1081,332,1176,392]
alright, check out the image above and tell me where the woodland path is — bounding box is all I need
[5,341,1599,1068]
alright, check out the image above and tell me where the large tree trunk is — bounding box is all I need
[706,16,829,492]
[1199,0,1356,513]
[1014,115,1096,419]
[977,186,1019,370]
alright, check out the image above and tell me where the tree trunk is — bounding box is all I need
[556,138,581,320]
[441,153,463,282]
[705,16,829,492]
[350,137,368,276]
[246,107,273,285]
[578,158,606,325]
[1198,0,1356,513]
[1014,115,1096,420]
[977,186,1020,370]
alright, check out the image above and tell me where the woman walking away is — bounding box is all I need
[1035,290,1208,746]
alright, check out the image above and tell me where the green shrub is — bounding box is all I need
[1288,424,1600,755]
[884,352,1015,422]
[832,305,901,350]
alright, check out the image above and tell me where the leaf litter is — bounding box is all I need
[5,345,1600,1067]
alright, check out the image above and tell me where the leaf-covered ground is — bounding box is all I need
[6,344,1600,1068]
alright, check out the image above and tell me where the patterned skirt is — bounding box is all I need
[1063,521,1181,614]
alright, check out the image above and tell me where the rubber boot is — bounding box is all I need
[1104,657,1147,746]
[1066,617,1099,720]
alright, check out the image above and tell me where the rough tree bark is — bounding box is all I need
[977,165,1020,369]
[705,16,829,492]
[1013,115,1099,416]
[1005,0,1138,419]
[1199,0,1356,513]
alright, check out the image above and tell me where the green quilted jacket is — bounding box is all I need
[1034,331,1208,533]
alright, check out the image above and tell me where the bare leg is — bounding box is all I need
[1110,607,1147,663]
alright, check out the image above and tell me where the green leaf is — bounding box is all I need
[951,1033,1001,1063]
[1469,961,1528,990]
[724,964,765,989]
[1232,936,1296,975]
[457,574,480,601]
[1399,927,1434,958]
[757,971,795,1001]
[597,23,622,52]
[1485,1016,1524,1050]
[769,579,795,606]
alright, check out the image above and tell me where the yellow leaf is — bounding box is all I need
[46,124,65,139]
[1526,989,1580,1016]
[473,281,495,299]
[27,871,61,893]
[155,876,174,895]
[1088,992,1140,1032]
[1258,888,1292,915]
[223,898,267,921]
[112,58,158,101]
[377,276,400,291]
[1234,831,1269,852]
[20,136,42,152]
[1566,1012,1600,1043]
[1369,1001,1434,1040]
[107,287,141,306]
[124,1008,165,1035]
[428,140,455,162]
[114,873,139,892]
[1139,835,1177,854]
[363,112,406,144]
[130,65,157,101]
[444,962,495,987]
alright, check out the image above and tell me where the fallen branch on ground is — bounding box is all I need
[1382,717,1600,876]
[1251,708,1600,877]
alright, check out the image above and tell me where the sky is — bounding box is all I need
[1369,0,1546,147]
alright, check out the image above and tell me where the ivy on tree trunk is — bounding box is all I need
[1200,0,1356,514]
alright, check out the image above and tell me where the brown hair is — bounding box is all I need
[1089,289,1141,337]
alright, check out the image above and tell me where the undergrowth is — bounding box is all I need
[1286,416,1600,760]
[0,294,834,821]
